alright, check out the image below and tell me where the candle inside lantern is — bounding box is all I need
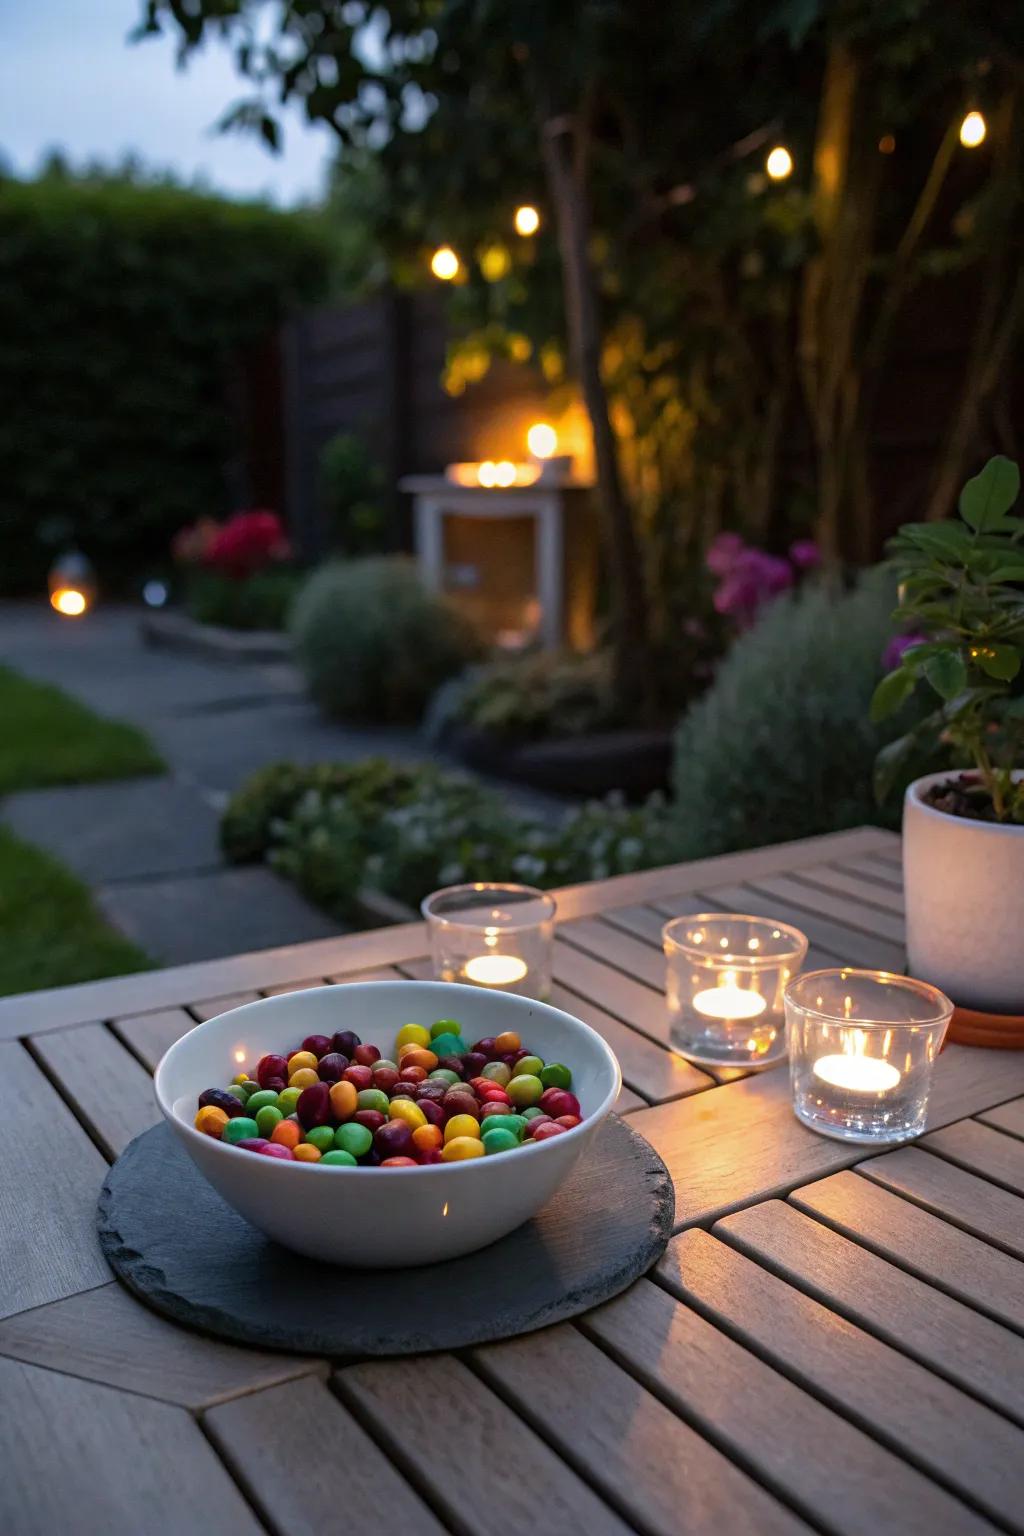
[692,977,767,1021]
[463,953,529,986]
[812,1053,901,1093]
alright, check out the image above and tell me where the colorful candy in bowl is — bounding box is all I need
[155,980,621,1266]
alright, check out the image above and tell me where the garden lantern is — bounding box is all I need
[48,551,95,618]
[959,110,986,148]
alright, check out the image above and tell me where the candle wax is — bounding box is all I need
[813,1054,901,1093]
[692,984,767,1021]
[463,954,528,986]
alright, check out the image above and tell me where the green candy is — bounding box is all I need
[512,1055,544,1079]
[521,1107,546,1121]
[305,1125,336,1153]
[430,1018,463,1040]
[482,1127,520,1155]
[320,1149,357,1167]
[276,1086,302,1115]
[222,1116,259,1144]
[482,1061,511,1086]
[374,1058,398,1073]
[226,1083,250,1103]
[506,1073,543,1108]
[356,1087,391,1116]
[428,1068,460,1085]
[540,1062,572,1091]
[430,1031,467,1058]
[334,1122,373,1158]
[479,1113,526,1140]
[255,1105,283,1137]
[246,1088,280,1114]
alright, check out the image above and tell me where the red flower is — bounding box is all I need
[205,511,291,578]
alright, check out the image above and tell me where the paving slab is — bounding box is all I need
[3,777,221,882]
[96,864,339,965]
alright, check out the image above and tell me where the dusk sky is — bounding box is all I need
[1,0,334,203]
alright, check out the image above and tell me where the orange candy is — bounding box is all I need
[271,1119,302,1149]
[412,1124,443,1155]
[380,1156,418,1166]
[329,1079,358,1121]
[494,1030,521,1054]
[399,1046,438,1073]
[194,1105,229,1137]
[293,1143,322,1162]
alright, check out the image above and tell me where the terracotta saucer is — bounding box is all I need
[946,1005,1024,1049]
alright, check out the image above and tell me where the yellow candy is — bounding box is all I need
[444,1113,482,1143]
[288,1067,320,1090]
[388,1097,427,1130]
[396,1022,431,1050]
[441,1135,485,1162]
[231,1072,249,1085]
[287,1050,319,1073]
[194,1105,228,1137]
[293,1143,322,1163]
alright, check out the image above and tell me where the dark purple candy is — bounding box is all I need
[296,1081,332,1129]
[374,1119,413,1158]
[236,1137,269,1151]
[358,1149,381,1167]
[462,1052,488,1077]
[302,1033,333,1059]
[263,1076,287,1094]
[418,1099,445,1127]
[197,1087,247,1118]
[316,1052,349,1082]
[415,1080,447,1102]
[513,1047,531,1062]
[500,1052,519,1068]
[331,1029,361,1058]
[473,1037,496,1058]
[436,1055,465,1077]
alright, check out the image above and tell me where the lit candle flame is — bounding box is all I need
[464,954,528,986]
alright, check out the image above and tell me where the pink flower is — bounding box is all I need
[789,538,821,571]
[706,532,745,576]
[205,510,290,578]
[882,632,927,673]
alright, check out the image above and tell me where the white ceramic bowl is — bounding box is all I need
[155,980,621,1267]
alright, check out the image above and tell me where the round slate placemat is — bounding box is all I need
[98,1116,674,1357]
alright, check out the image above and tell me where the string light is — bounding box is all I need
[765,146,794,181]
[430,245,460,280]
[514,204,540,236]
[878,134,896,155]
[527,422,557,459]
[479,243,511,282]
[959,110,986,148]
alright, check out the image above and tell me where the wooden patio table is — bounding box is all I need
[2,824,1024,1536]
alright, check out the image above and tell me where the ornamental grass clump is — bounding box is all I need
[871,456,1024,822]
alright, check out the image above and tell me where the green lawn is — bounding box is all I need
[0,826,151,996]
[0,664,164,794]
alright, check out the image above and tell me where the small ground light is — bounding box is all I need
[960,110,987,148]
[765,146,794,181]
[514,204,540,236]
[143,579,169,608]
[430,245,460,280]
[527,422,558,459]
[48,551,95,618]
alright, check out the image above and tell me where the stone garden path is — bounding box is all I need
[0,605,559,967]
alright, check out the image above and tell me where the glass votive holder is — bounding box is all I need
[421,883,556,999]
[662,913,809,1068]
[785,969,953,1145]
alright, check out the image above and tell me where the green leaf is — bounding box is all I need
[870,667,916,722]
[976,643,1021,682]
[959,455,1021,531]
[896,522,971,556]
[923,649,967,700]
[987,563,1024,583]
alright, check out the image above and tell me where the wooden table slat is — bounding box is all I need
[743,870,906,945]
[856,1144,1024,1259]
[325,965,407,984]
[337,1355,634,1536]
[788,863,906,916]
[189,992,262,1022]
[206,1375,447,1536]
[29,1023,160,1160]
[551,938,669,1045]
[614,1084,648,1114]
[978,1095,1024,1143]
[792,1169,1024,1333]
[840,853,906,890]
[559,915,665,990]
[0,1355,263,1536]
[111,1006,198,1073]
[939,1106,1024,1176]
[548,981,713,1103]
[658,1228,1024,1532]
[0,1041,112,1321]
[715,1198,1024,1425]
[585,1277,988,1536]
[474,1322,809,1536]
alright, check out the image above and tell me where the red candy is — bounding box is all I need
[296,1082,332,1129]
[539,1087,580,1119]
[354,1109,387,1134]
[373,1067,400,1094]
[343,1064,373,1091]
[375,1120,413,1158]
[353,1043,381,1066]
[532,1121,567,1141]
[380,1156,419,1166]
[556,1115,582,1129]
[256,1053,288,1088]
[302,1034,332,1059]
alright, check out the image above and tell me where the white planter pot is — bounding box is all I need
[903,771,1024,1013]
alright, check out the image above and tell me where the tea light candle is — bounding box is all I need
[663,914,808,1069]
[786,969,952,1144]
[422,883,555,999]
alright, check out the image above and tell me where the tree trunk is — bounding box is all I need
[541,112,654,711]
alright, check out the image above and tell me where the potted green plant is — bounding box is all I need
[872,455,1024,1014]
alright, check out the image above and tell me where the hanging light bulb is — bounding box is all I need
[526,422,558,459]
[765,146,794,181]
[959,110,987,148]
[430,245,461,280]
[514,204,540,236]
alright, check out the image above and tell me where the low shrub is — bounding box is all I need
[222,757,673,918]
[670,568,938,859]
[290,558,482,723]
[427,650,625,744]
[185,569,302,631]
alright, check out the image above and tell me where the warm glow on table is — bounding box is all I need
[813,1054,902,1093]
[692,982,767,1021]
[463,954,529,986]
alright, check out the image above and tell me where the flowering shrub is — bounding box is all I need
[222,757,673,918]
[171,510,296,629]
[707,532,821,630]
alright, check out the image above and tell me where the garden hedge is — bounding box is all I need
[0,171,332,592]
